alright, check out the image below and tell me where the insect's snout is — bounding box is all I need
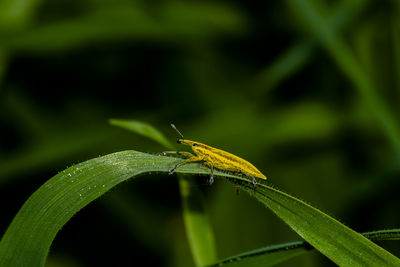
[177,139,183,144]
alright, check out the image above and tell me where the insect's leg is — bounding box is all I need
[244,172,257,187]
[158,151,194,157]
[251,176,257,187]
[209,165,214,185]
[169,156,202,174]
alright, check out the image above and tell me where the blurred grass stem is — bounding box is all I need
[286,0,400,152]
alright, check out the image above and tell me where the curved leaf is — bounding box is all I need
[0,150,223,266]
[236,180,400,266]
[0,151,399,266]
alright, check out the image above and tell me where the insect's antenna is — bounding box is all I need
[171,123,184,139]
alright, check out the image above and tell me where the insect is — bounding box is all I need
[161,124,267,186]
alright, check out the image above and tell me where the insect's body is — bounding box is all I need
[164,123,266,186]
[182,139,266,180]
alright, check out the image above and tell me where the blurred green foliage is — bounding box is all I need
[1,0,400,266]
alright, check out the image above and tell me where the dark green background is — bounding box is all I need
[0,0,399,266]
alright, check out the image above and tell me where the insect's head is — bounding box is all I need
[178,139,200,148]
[170,123,200,149]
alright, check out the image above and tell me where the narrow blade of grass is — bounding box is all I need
[363,229,400,241]
[109,119,217,266]
[252,41,314,94]
[285,0,400,151]
[236,179,400,266]
[179,176,217,266]
[208,229,400,267]
[109,119,175,150]
[252,0,367,95]
[209,241,311,267]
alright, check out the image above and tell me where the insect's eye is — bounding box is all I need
[192,143,198,147]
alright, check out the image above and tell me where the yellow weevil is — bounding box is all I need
[161,124,267,186]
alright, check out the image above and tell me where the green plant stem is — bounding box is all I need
[209,229,400,267]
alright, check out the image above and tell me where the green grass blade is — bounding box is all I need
[363,229,400,241]
[285,0,400,151]
[109,119,217,266]
[252,0,367,95]
[179,176,217,266]
[252,41,314,94]
[236,180,400,266]
[1,151,398,266]
[109,119,175,150]
[209,241,311,267]
[208,229,400,267]
[0,151,214,266]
